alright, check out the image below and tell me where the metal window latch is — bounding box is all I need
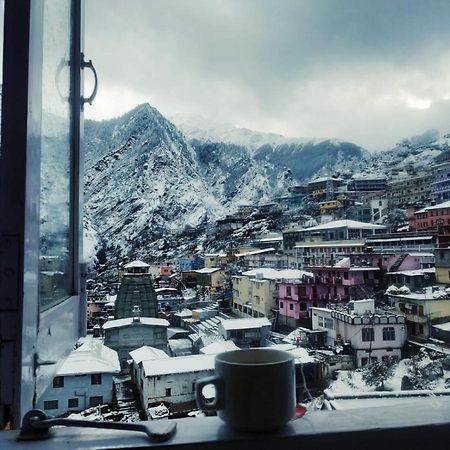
[18,409,177,443]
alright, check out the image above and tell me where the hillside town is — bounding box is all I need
[37,157,450,422]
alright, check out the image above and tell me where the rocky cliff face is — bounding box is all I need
[84,105,450,263]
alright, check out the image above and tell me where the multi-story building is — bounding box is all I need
[235,248,289,270]
[347,175,387,192]
[217,317,272,347]
[431,162,450,203]
[284,220,386,249]
[311,299,407,367]
[409,200,450,232]
[435,248,450,284]
[277,258,382,328]
[387,286,450,339]
[204,253,228,268]
[232,268,310,319]
[103,310,169,368]
[386,173,432,207]
[365,232,437,254]
[36,341,120,417]
[307,177,343,201]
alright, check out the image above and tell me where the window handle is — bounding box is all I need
[81,53,98,107]
[18,409,177,442]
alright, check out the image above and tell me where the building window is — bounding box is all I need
[286,286,292,297]
[300,302,307,311]
[324,318,334,329]
[44,400,58,410]
[289,303,294,311]
[89,396,103,407]
[361,357,369,366]
[279,301,284,308]
[91,373,102,385]
[343,271,349,280]
[52,376,64,388]
[362,327,375,342]
[68,398,79,408]
[166,388,172,397]
[419,324,424,334]
[383,327,396,341]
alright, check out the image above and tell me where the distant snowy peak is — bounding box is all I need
[170,112,309,151]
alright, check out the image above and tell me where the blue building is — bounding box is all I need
[36,341,120,417]
[177,255,204,272]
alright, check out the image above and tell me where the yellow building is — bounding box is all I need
[388,286,450,338]
[319,200,342,215]
[204,253,228,268]
[232,268,306,319]
[195,268,226,292]
[435,248,450,284]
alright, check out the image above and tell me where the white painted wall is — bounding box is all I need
[36,373,114,417]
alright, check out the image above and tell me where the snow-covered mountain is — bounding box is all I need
[84,104,294,261]
[84,105,450,263]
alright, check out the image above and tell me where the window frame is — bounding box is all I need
[0,0,85,427]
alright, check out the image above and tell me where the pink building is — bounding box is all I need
[277,258,381,328]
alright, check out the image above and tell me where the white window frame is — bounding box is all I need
[0,0,85,428]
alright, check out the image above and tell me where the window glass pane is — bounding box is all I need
[39,0,73,310]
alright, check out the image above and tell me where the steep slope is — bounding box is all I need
[84,104,224,258]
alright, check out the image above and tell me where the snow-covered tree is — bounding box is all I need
[362,358,396,390]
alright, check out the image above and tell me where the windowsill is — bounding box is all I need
[2,398,450,449]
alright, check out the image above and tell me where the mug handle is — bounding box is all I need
[195,376,225,411]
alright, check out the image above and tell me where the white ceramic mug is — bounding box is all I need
[196,348,296,431]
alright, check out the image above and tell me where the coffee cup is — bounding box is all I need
[195,348,296,432]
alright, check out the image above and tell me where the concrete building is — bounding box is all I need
[176,255,204,272]
[365,232,437,254]
[347,175,387,192]
[204,253,228,268]
[386,174,432,207]
[235,247,289,270]
[311,300,407,367]
[138,355,215,413]
[435,248,450,284]
[431,162,450,203]
[218,318,272,347]
[409,200,450,232]
[103,312,169,368]
[294,240,366,268]
[277,258,381,328]
[36,341,120,417]
[387,285,450,339]
[197,268,226,292]
[283,220,386,252]
[232,268,310,319]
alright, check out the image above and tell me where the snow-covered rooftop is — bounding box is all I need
[241,268,313,281]
[154,287,178,293]
[235,248,276,257]
[220,317,271,330]
[195,267,223,274]
[200,340,240,354]
[142,354,215,377]
[129,346,169,364]
[301,219,386,232]
[204,252,227,257]
[388,268,435,276]
[415,200,450,214]
[57,341,120,376]
[124,260,150,268]
[102,317,169,330]
[174,308,193,318]
[295,240,365,248]
[387,285,450,301]
[433,322,450,332]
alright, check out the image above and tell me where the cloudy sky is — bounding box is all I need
[85,0,450,151]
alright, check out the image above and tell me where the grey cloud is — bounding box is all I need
[85,0,450,150]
